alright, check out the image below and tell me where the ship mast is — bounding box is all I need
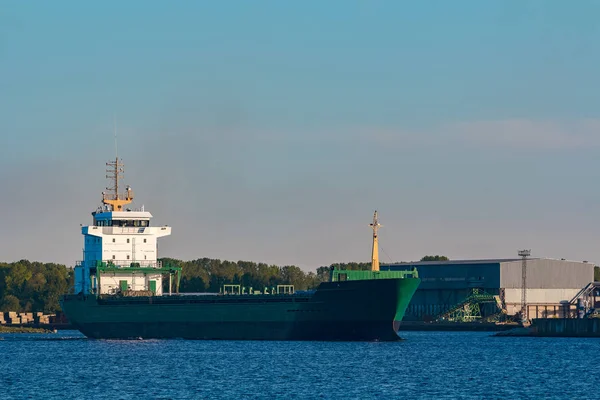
[103,157,134,211]
[370,211,381,271]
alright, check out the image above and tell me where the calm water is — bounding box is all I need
[0,330,597,399]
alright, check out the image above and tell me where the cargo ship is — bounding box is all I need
[61,157,420,340]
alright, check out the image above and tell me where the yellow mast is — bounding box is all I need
[102,157,134,211]
[370,210,381,271]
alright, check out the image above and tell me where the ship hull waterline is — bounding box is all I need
[61,278,420,341]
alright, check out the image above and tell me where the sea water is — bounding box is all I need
[1,330,597,399]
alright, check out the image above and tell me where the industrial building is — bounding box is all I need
[383,258,595,321]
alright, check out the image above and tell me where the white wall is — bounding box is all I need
[77,224,171,295]
[99,273,163,295]
[101,235,158,265]
[83,226,171,266]
[500,259,593,289]
[504,288,580,305]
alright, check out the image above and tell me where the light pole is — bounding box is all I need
[518,249,531,323]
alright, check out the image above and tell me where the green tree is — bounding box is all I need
[0,260,72,313]
[281,265,306,289]
[330,262,371,271]
[420,255,449,262]
[594,266,600,282]
[4,260,32,296]
[316,266,331,282]
[0,295,20,312]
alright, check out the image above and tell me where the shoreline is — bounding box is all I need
[0,325,57,334]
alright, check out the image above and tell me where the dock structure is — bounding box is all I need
[531,317,600,337]
[382,258,594,322]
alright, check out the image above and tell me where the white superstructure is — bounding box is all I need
[73,158,172,295]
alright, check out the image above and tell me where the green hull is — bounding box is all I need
[61,277,420,341]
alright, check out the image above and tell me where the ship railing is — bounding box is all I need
[78,260,164,269]
[222,284,241,295]
[220,284,295,295]
[105,260,163,269]
[277,285,294,294]
[102,193,133,201]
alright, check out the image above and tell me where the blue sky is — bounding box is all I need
[1,1,599,269]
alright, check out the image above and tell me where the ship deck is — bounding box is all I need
[92,292,315,305]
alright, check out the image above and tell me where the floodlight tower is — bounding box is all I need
[518,249,531,322]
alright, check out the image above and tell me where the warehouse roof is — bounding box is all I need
[383,258,594,267]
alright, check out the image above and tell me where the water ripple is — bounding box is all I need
[0,330,597,399]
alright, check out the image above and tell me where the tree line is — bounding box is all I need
[164,258,374,294]
[0,260,73,314]
[0,256,452,313]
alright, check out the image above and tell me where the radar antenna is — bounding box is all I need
[114,114,118,160]
[102,118,133,211]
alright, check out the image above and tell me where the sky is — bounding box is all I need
[1,1,600,270]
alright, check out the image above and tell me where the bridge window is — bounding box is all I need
[127,239,130,243]
[113,220,144,227]
[109,219,149,227]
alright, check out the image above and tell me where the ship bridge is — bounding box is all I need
[84,209,170,238]
[74,157,173,296]
[92,210,153,227]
